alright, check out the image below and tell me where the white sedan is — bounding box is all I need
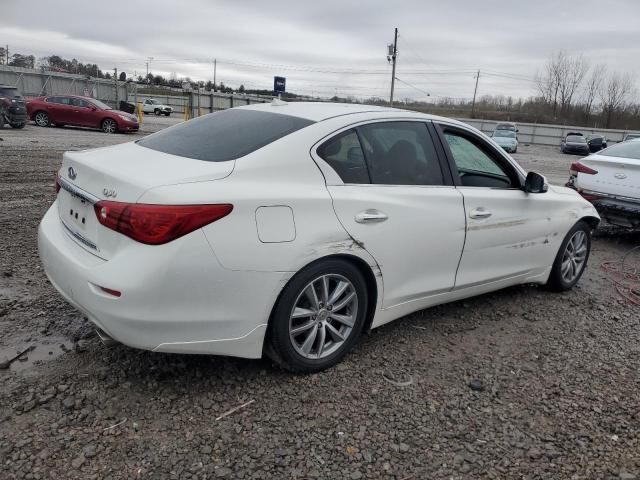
[39,102,600,372]
[567,139,640,228]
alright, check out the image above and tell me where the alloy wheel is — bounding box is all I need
[102,119,117,133]
[289,274,358,359]
[35,112,49,127]
[561,230,588,283]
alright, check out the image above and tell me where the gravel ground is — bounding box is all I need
[1,120,639,480]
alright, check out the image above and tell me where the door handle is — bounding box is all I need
[355,209,388,224]
[469,208,493,219]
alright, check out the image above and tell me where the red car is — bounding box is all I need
[26,95,138,133]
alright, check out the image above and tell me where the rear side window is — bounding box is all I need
[357,121,444,186]
[137,109,314,162]
[317,129,370,184]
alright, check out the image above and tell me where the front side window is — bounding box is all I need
[317,130,369,184]
[442,129,517,188]
[138,109,314,162]
[357,121,444,186]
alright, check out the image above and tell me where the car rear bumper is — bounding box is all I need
[568,187,640,228]
[38,202,285,358]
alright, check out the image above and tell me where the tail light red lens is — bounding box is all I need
[570,161,598,175]
[94,202,233,245]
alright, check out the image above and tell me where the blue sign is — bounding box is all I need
[274,76,286,95]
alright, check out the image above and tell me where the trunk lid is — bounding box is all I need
[579,154,640,200]
[57,141,234,259]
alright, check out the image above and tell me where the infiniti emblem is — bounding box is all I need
[103,188,117,198]
[614,173,627,180]
[68,166,77,180]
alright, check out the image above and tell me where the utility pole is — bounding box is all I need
[213,59,217,92]
[146,57,153,85]
[471,70,480,118]
[5,44,9,65]
[389,27,398,105]
[114,68,119,106]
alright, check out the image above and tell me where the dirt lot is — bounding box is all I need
[1,120,639,480]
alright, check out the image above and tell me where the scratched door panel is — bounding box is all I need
[455,187,558,288]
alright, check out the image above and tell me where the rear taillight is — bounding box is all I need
[94,202,233,245]
[570,161,598,175]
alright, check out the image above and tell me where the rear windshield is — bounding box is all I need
[567,135,586,143]
[137,109,314,162]
[600,141,640,160]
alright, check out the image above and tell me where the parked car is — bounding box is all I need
[39,102,600,372]
[492,129,518,153]
[586,134,607,153]
[27,95,138,133]
[141,99,172,116]
[567,139,640,228]
[561,134,590,155]
[623,133,640,142]
[0,85,28,129]
[495,122,518,132]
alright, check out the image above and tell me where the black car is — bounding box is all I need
[0,85,28,129]
[561,134,590,155]
[586,134,607,153]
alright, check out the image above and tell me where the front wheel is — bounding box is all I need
[546,221,591,292]
[267,259,368,373]
[164,112,171,116]
[101,118,117,134]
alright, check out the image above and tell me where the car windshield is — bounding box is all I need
[600,141,640,160]
[567,135,586,143]
[137,108,315,162]
[494,131,516,138]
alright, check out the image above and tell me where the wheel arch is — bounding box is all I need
[266,253,380,339]
[579,215,600,230]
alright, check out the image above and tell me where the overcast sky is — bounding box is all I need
[2,0,639,101]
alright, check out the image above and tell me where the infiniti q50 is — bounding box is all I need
[39,102,600,372]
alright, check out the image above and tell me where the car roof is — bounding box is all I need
[237,101,415,122]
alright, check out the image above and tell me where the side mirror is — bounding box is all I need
[524,171,548,194]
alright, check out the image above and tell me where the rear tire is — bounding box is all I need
[101,118,117,134]
[267,259,368,373]
[10,122,26,129]
[154,109,161,115]
[34,111,50,127]
[546,221,591,292]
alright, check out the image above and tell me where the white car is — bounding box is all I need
[492,129,518,153]
[567,139,640,228]
[141,99,172,116]
[39,102,600,372]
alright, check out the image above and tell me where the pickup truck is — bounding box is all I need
[141,99,172,116]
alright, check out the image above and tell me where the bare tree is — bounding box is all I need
[600,72,635,128]
[558,54,588,114]
[537,50,588,117]
[582,65,607,121]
